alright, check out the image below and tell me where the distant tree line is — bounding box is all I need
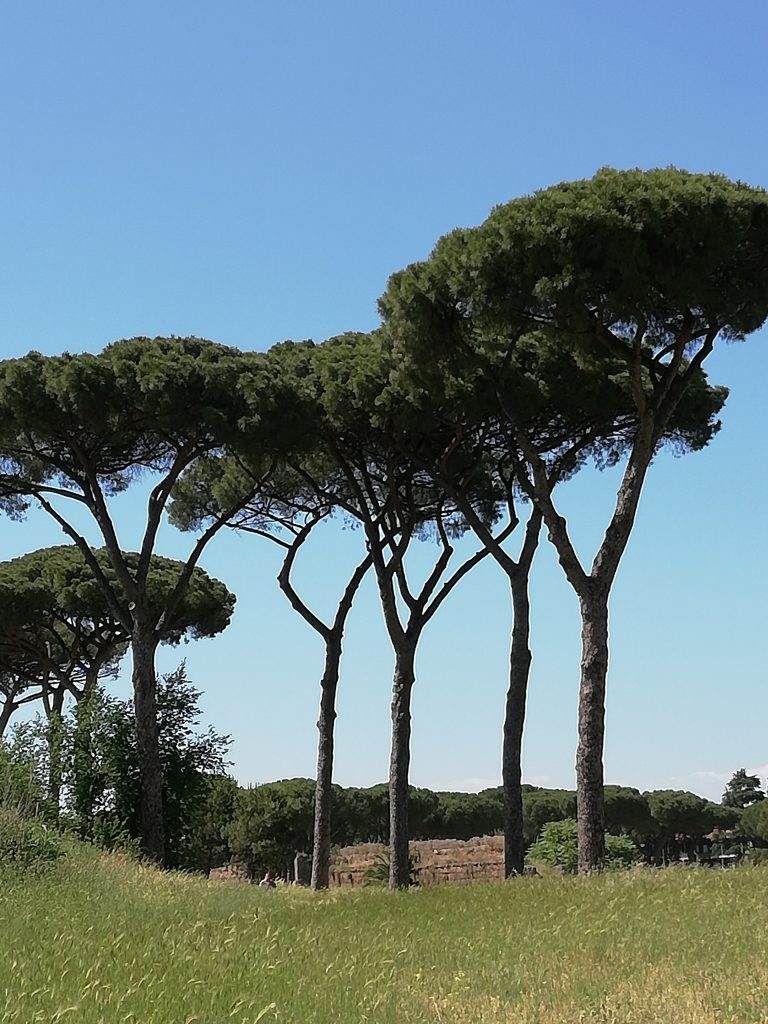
[2,168,768,886]
[3,662,767,877]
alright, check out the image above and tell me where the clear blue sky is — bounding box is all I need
[1,1,766,801]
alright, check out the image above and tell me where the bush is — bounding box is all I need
[527,819,580,873]
[743,848,768,866]
[527,819,639,873]
[86,816,141,858]
[0,806,62,869]
[605,832,641,869]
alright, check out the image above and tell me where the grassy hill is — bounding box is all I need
[3,844,768,1023]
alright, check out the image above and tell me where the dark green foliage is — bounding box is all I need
[0,338,255,500]
[0,806,62,869]
[71,665,232,869]
[379,168,766,875]
[430,788,504,842]
[0,546,234,736]
[739,800,768,843]
[0,724,50,814]
[333,784,390,844]
[603,786,654,840]
[0,545,235,647]
[522,789,577,845]
[722,769,765,809]
[709,803,741,831]
[0,338,262,861]
[379,171,740,491]
[227,778,316,877]
[643,790,736,864]
[645,790,719,838]
[383,168,768,348]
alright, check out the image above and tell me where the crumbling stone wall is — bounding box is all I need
[329,835,505,888]
[208,862,250,883]
[210,835,508,887]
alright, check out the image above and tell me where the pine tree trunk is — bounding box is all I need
[503,574,533,877]
[131,624,165,864]
[389,642,416,889]
[576,591,609,874]
[72,685,97,834]
[311,634,343,890]
[47,688,65,817]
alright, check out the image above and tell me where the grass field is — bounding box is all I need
[3,844,768,1023]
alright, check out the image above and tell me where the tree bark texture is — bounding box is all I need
[131,624,165,864]
[47,688,65,817]
[389,642,416,889]
[311,634,343,890]
[576,592,609,874]
[503,573,533,877]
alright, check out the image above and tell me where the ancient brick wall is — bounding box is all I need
[210,835,508,887]
[329,835,505,888]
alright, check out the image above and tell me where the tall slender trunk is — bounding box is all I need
[131,622,164,864]
[72,684,99,834]
[503,573,533,876]
[47,687,65,816]
[576,590,609,874]
[389,641,416,889]
[311,633,342,890]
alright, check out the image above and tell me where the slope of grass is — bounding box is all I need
[3,844,768,1023]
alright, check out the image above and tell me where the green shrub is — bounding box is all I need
[0,806,63,869]
[527,819,639,873]
[605,832,641,869]
[743,847,768,866]
[87,816,141,858]
[527,819,580,873]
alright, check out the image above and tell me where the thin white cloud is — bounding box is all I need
[449,777,501,792]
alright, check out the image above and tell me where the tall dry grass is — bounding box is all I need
[2,845,768,1022]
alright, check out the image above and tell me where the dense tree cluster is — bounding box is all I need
[2,168,767,885]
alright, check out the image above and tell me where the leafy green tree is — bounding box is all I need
[368,330,542,876]
[378,301,675,875]
[722,769,765,808]
[0,721,49,814]
[187,773,240,873]
[248,335,493,889]
[603,786,653,841]
[333,784,390,844]
[522,789,577,846]
[0,338,264,861]
[646,790,717,837]
[739,800,768,844]
[0,545,234,814]
[644,789,735,862]
[70,664,231,869]
[431,789,503,842]
[381,168,768,872]
[227,778,316,877]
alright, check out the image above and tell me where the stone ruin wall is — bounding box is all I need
[208,862,251,883]
[209,835,507,887]
[329,835,505,888]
